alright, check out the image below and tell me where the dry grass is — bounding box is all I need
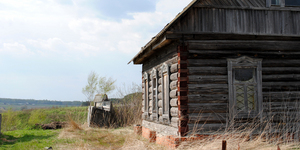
[56,121,165,150]
[178,137,299,150]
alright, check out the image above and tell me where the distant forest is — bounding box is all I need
[0,98,82,111]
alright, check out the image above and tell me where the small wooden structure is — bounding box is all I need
[87,94,113,127]
[130,0,300,137]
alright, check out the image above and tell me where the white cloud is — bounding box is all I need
[0,0,193,100]
[0,42,34,56]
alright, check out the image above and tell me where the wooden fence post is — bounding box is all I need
[222,140,227,150]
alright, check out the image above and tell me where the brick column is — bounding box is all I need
[177,45,189,136]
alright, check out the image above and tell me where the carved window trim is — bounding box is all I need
[161,63,170,124]
[227,56,263,122]
[151,68,158,121]
[143,72,149,120]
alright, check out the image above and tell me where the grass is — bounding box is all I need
[0,129,61,150]
[1,107,88,132]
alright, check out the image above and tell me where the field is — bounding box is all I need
[1,105,300,149]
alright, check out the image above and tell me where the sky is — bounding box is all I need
[0,0,193,101]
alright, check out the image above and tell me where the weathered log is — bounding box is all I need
[149,94,153,100]
[158,100,163,108]
[170,73,178,81]
[170,90,178,98]
[171,107,178,117]
[171,64,178,73]
[158,85,162,92]
[170,81,178,90]
[188,103,228,113]
[159,108,163,116]
[158,93,162,100]
[149,100,153,107]
[149,87,153,93]
[171,117,179,127]
[170,99,178,107]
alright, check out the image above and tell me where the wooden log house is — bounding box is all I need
[130,0,300,137]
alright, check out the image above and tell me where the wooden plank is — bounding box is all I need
[189,113,227,123]
[188,67,227,75]
[188,59,227,67]
[188,94,228,103]
[262,67,300,75]
[262,74,300,82]
[188,84,228,94]
[188,123,226,133]
[188,40,300,51]
[189,75,227,84]
[263,92,300,102]
[188,103,228,113]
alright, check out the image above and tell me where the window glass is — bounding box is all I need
[286,0,300,6]
[271,0,280,5]
[235,68,254,82]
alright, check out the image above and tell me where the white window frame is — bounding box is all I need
[161,63,170,124]
[151,68,158,121]
[227,56,263,123]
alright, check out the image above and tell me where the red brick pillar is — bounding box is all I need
[134,124,142,135]
[142,127,156,142]
[177,45,189,136]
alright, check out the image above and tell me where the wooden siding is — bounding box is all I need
[170,7,300,36]
[187,40,300,133]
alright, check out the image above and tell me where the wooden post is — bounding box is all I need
[222,140,227,150]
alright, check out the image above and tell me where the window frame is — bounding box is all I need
[161,63,170,124]
[151,68,158,121]
[227,56,263,123]
[143,72,149,120]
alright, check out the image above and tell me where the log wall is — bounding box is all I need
[187,40,300,133]
[142,42,179,130]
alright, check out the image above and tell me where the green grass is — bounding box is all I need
[1,107,88,132]
[0,129,63,150]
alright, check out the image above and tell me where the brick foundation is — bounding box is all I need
[142,126,156,142]
[140,126,212,149]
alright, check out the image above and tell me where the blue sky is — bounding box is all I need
[0,0,192,101]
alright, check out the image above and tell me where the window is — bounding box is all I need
[286,0,300,6]
[143,72,149,120]
[267,0,300,7]
[271,0,280,5]
[151,69,158,121]
[161,63,170,124]
[227,56,263,122]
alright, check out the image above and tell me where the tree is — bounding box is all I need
[97,77,116,96]
[82,71,116,105]
[82,71,98,105]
